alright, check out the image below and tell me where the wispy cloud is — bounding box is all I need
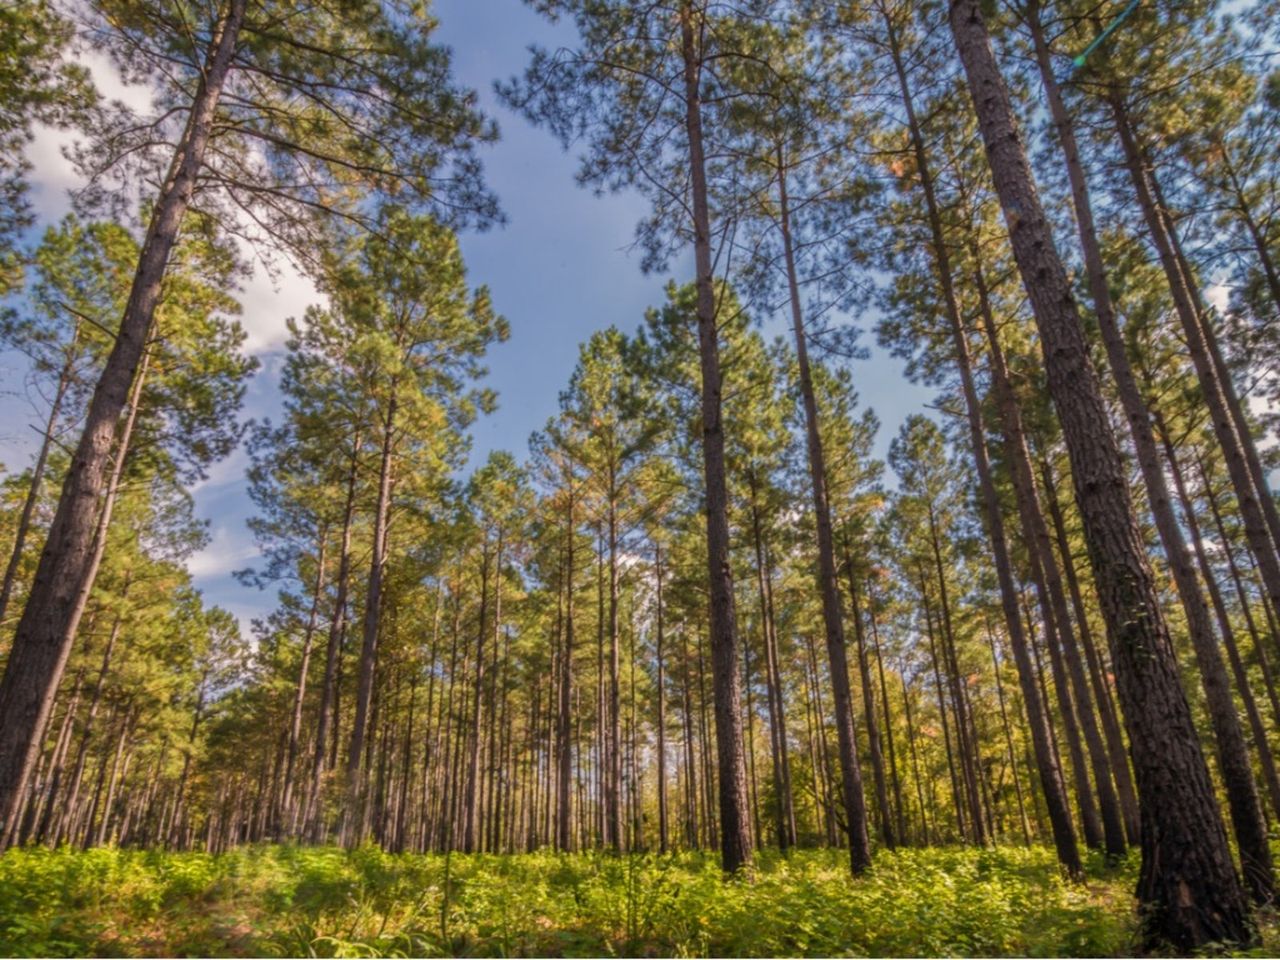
[187,523,259,579]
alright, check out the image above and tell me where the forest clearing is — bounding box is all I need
[2,0,1279,956]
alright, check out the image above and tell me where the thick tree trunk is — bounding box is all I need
[679,0,751,875]
[950,1,1252,945]
[1027,3,1267,884]
[0,0,247,841]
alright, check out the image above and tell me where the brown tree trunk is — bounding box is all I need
[679,0,751,874]
[556,488,575,851]
[778,157,872,870]
[1026,0,1267,879]
[951,1,1252,945]
[306,433,360,841]
[884,1,1079,873]
[0,0,247,841]
[972,261,1123,856]
[281,528,327,834]
[847,562,893,849]
[343,396,396,845]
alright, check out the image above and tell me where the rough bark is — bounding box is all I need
[0,0,247,841]
[679,0,751,874]
[950,1,1252,945]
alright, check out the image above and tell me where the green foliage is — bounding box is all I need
[0,844,1158,958]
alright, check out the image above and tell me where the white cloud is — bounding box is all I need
[1205,282,1231,315]
[187,523,259,578]
[236,255,323,353]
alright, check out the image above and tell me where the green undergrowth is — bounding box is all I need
[0,842,1267,957]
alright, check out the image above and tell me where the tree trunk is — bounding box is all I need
[607,498,622,851]
[919,570,965,840]
[884,2,1079,873]
[972,260,1123,856]
[655,542,669,854]
[951,1,1252,945]
[0,0,247,841]
[556,488,575,851]
[463,538,490,853]
[1111,98,1280,630]
[1026,0,1267,881]
[986,621,1031,845]
[778,157,872,870]
[1039,459,1139,841]
[1152,412,1275,900]
[282,528,327,834]
[866,579,906,844]
[1183,444,1280,821]
[847,562,893,849]
[307,433,360,841]
[679,0,751,874]
[343,396,396,845]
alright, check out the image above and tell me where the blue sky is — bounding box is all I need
[1,0,932,636]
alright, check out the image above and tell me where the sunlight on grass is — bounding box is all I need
[0,844,1162,957]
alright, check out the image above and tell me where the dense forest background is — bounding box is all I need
[2,0,1280,955]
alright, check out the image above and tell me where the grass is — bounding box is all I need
[0,842,1270,957]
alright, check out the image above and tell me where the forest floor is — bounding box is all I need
[0,842,1275,958]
